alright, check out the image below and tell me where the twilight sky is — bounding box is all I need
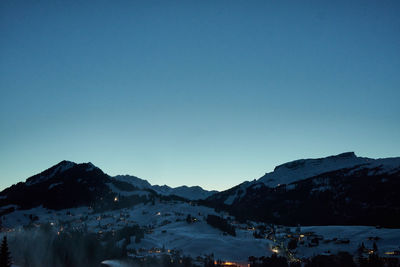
[1,0,399,191]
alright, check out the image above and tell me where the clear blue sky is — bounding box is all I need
[1,0,399,191]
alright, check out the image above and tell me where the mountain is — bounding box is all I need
[152,184,217,200]
[1,154,400,266]
[1,153,400,227]
[0,161,217,215]
[113,175,217,200]
[258,152,399,187]
[203,152,400,227]
[0,161,113,211]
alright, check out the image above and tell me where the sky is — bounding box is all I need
[0,0,399,191]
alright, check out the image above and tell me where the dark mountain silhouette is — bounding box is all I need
[1,153,399,227]
[201,152,400,227]
[0,161,215,215]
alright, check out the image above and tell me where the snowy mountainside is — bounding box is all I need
[151,184,218,200]
[25,160,77,186]
[2,152,400,228]
[208,152,400,205]
[2,201,400,264]
[112,175,152,189]
[204,152,400,227]
[0,161,112,211]
[112,175,217,200]
[0,160,217,215]
[1,154,400,265]
[259,152,400,187]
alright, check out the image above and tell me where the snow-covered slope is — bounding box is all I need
[2,202,400,264]
[25,160,76,186]
[113,175,152,189]
[152,184,217,200]
[206,152,400,227]
[0,161,217,212]
[1,154,400,265]
[112,175,217,200]
[258,152,400,187]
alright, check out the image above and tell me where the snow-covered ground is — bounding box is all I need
[1,202,400,262]
[290,225,400,258]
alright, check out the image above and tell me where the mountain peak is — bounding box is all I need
[58,159,75,165]
[262,152,372,187]
[328,151,356,159]
[24,160,102,186]
[113,175,152,189]
[274,152,357,172]
[25,160,76,186]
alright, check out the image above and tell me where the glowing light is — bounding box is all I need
[114,196,119,202]
[214,261,238,266]
[272,248,279,253]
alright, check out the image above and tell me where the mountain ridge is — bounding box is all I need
[2,152,400,227]
[0,160,217,211]
[258,152,400,188]
[203,152,400,227]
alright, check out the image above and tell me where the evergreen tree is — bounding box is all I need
[373,241,378,252]
[186,214,192,224]
[357,242,366,256]
[288,238,298,250]
[0,236,12,267]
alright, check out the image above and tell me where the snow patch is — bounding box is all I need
[113,175,217,200]
[153,185,217,200]
[26,161,75,186]
[48,182,63,190]
[113,175,152,190]
[224,194,236,205]
[106,183,150,197]
[259,153,400,187]
[85,162,97,172]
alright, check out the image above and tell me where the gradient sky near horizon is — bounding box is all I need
[1,0,399,191]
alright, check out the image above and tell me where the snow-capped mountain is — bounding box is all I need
[0,161,114,211]
[0,160,217,214]
[1,153,400,267]
[1,152,400,227]
[258,152,400,187]
[25,160,78,186]
[112,175,217,200]
[204,152,400,227]
[151,184,217,200]
[112,175,152,190]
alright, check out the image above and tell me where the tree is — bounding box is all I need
[288,238,297,250]
[373,242,378,252]
[135,234,141,243]
[0,236,12,267]
[206,215,236,236]
[357,242,366,256]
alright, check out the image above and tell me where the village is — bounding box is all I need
[1,200,400,266]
